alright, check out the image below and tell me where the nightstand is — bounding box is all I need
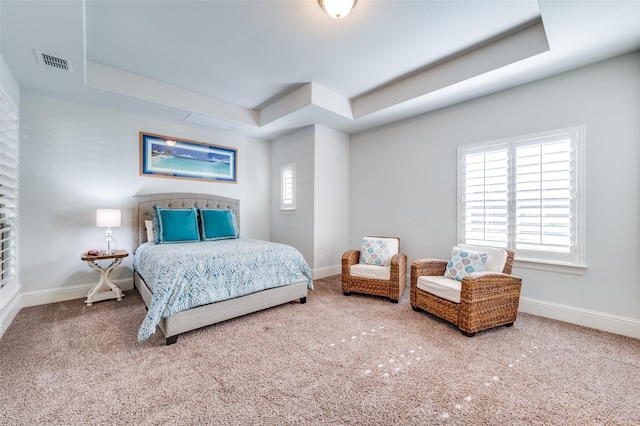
[81,250,129,306]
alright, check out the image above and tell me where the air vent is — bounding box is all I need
[184,113,233,130]
[35,50,72,72]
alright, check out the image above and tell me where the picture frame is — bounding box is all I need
[139,132,237,183]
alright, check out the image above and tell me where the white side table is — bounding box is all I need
[81,250,129,306]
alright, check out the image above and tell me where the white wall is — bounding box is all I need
[350,52,640,337]
[19,90,271,304]
[270,126,315,265]
[1,55,19,105]
[313,125,349,275]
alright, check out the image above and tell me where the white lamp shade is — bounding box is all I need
[96,209,121,228]
[319,0,356,20]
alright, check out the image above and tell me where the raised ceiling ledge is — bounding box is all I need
[85,60,259,127]
[354,18,549,118]
[259,82,353,126]
[84,17,548,136]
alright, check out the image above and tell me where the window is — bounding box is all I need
[458,126,585,268]
[280,164,295,211]
[0,87,18,289]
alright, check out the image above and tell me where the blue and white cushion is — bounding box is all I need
[359,237,399,267]
[444,246,488,281]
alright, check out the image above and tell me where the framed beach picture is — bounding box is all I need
[139,132,237,183]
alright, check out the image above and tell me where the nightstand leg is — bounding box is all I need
[84,258,124,306]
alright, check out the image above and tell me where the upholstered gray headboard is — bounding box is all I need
[131,193,240,251]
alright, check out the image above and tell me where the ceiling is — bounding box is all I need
[2,0,640,139]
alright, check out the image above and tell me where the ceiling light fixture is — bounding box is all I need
[318,0,357,20]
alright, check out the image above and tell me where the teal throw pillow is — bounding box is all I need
[199,209,239,241]
[153,206,200,244]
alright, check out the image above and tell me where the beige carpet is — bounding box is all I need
[1,275,639,425]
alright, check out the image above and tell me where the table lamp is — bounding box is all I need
[96,209,121,255]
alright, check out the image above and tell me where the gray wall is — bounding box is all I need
[350,52,640,336]
[270,125,350,276]
[270,126,315,266]
[313,125,349,272]
[19,91,271,302]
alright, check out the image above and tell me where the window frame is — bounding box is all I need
[457,126,586,274]
[280,163,295,211]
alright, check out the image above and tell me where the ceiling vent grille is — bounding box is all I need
[184,113,234,130]
[35,50,72,72]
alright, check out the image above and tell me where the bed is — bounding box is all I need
[132,193,313,345]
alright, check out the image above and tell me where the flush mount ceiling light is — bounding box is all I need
[318,0,357,20]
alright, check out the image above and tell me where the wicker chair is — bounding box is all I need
[410,247,522,336]
[342,236,407,302]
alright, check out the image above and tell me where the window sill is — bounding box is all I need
[513,258,587,275]
[280,209,295,214]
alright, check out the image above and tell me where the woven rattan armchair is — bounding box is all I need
[410,248,521,336]
[342,236,407,303]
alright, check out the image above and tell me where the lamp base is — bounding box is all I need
[100,228,118,255]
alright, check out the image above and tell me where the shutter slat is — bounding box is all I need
[514,138,573,254]
[461,146,508,247]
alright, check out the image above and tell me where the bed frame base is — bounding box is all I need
[134,272,308,345]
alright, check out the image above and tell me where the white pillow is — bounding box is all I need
[359,237,399,266]
[144,220,154,243]
[458,244,508,273]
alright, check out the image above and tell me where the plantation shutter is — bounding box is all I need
[459,127,583,267]
[281,164,295,210]
[461,143,509,248]
[0,88,18,289]
[514,131,575,255]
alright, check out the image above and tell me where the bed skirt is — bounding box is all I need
[134,271,308,345]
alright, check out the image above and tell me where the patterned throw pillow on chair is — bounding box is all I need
[359,237,398,267]
[444,246,489,281]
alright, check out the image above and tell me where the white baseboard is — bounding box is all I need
[519,297,640,339]
[0,283,22,339]
[311,265,341,280]
[20,267,342,307]
[21,278,135,308]
[14,276,639,341]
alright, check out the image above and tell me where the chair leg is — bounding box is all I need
[411,305,420,312]
[460,330,476,337]
[343,291,351,296]
[505,322,514,327]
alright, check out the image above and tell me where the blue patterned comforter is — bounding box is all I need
[134,238,313,341]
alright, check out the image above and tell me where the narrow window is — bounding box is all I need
[281,164,295,211]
